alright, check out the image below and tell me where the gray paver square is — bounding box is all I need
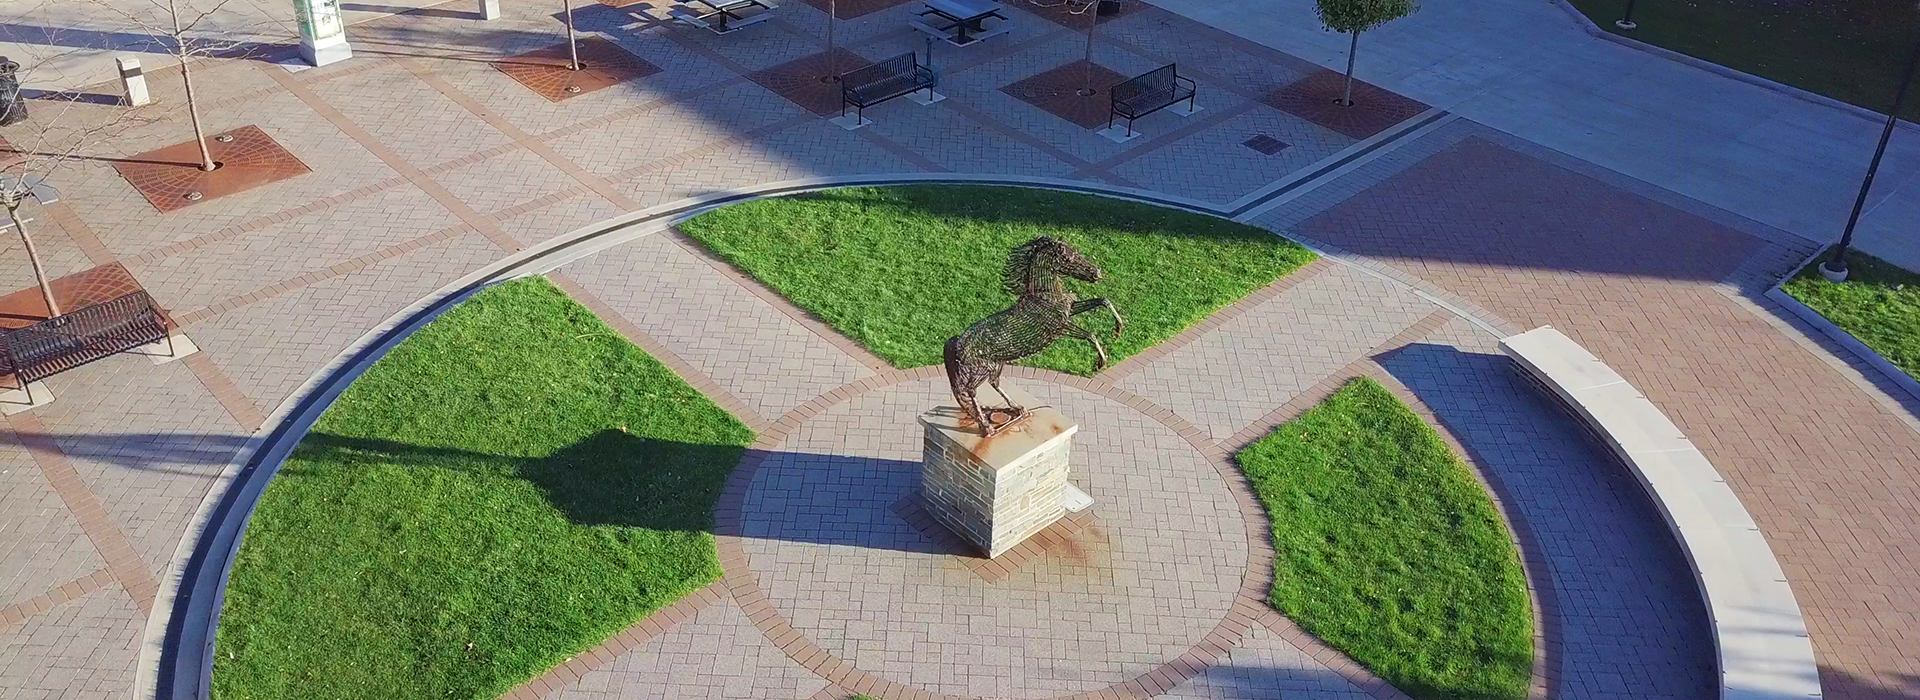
[1121,263,1435,442]
[130,185,461,314]
[662,15,823,73]
[545,80,808,178]
[30,355,244,579]
[560,233,872,420]
[432,148,580,215]
[313,63,519,170]
[611,117,921,207]
[741,377,1244,699]
[0,446,103,607]
[545,599,828,700]
[861,99,1076,176]
[0,587,143,700]
[1111,102,1353,205]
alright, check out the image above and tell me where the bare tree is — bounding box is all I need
[91,0,264,172]
[562,0,581,71]
[1023,0,1102,95]
[0,48,156,317]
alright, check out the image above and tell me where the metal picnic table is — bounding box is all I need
[915,0,1008,46]
[675,0,773,33]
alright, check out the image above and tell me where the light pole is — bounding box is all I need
[1614,0,1638,30]
[1820,34,1920,281]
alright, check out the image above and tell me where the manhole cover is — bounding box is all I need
[1243,134,1289,155]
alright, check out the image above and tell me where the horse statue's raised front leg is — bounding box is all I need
[1059,320,1111,372]
[1071,297,1125,339]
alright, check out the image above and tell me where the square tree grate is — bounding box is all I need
[1000,60,1130,129]
[1244,134,1290,155]
[112,125,311,213]
[492,37,662,102]
[1262,69,1429,140]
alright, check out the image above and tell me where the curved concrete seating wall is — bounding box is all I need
[1497,326,1821,700]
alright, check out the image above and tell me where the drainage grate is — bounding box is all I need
[1243,134,1290,155]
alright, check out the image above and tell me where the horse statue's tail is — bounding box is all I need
[944,335,981,428]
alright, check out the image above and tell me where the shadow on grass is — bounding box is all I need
[749,184,1279,241]
[290,429,744,532]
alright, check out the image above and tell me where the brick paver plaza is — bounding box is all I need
[2,0,1919,699]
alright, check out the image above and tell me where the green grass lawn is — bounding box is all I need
[678,185,1316,375]
[1235,378,1532,700]
[1783,247,1920,381]
[1564,0,1920,121]
[212,278,754,700]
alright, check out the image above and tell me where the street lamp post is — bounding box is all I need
[1820,34,1920,281]
[1614,0,1638,30]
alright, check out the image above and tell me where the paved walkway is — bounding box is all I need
[1155,0,1920,270]
[0,0,1916,698]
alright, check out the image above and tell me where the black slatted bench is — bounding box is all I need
[840,52,938,125]
[1108,64,1196,137]
[1,290,172,406]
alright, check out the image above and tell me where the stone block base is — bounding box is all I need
[919,383,1078,558]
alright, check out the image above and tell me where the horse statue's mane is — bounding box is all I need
[1001,236,1060,297]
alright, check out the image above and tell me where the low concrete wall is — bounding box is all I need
[1499,326,1820,700]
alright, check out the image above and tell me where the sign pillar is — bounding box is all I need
[295,0,352,67]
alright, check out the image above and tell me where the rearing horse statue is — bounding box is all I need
[944,236,1124,436]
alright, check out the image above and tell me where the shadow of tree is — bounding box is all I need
[291,429,744,532]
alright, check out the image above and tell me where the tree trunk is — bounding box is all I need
[1080,0,1097,95]
[1341,30,1359,107]
[180,56,215,171]
[169,0,215,172]
[8,203,59,317]
[564,0,580,70]
[827,0,837,57]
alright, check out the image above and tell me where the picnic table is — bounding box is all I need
[671,0,773,33]
[914,0,1009,46]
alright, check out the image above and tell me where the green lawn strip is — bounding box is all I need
[1563,0,1918,121]
[1235,378,1531,700]
[678,185,1316,375]
[1782,247,1920,381]
[212,277,755,700]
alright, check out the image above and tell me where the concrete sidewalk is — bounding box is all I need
[1149,0,1920,271]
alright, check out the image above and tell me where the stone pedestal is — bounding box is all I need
[918,384,1078,558]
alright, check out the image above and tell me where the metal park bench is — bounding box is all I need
[0,290,172,405]
[1107,63,1197,139]
[838,52,940,128]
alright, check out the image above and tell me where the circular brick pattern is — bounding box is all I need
[717,369,1253,699]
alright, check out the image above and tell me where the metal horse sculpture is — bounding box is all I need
[944,236,1124,435]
